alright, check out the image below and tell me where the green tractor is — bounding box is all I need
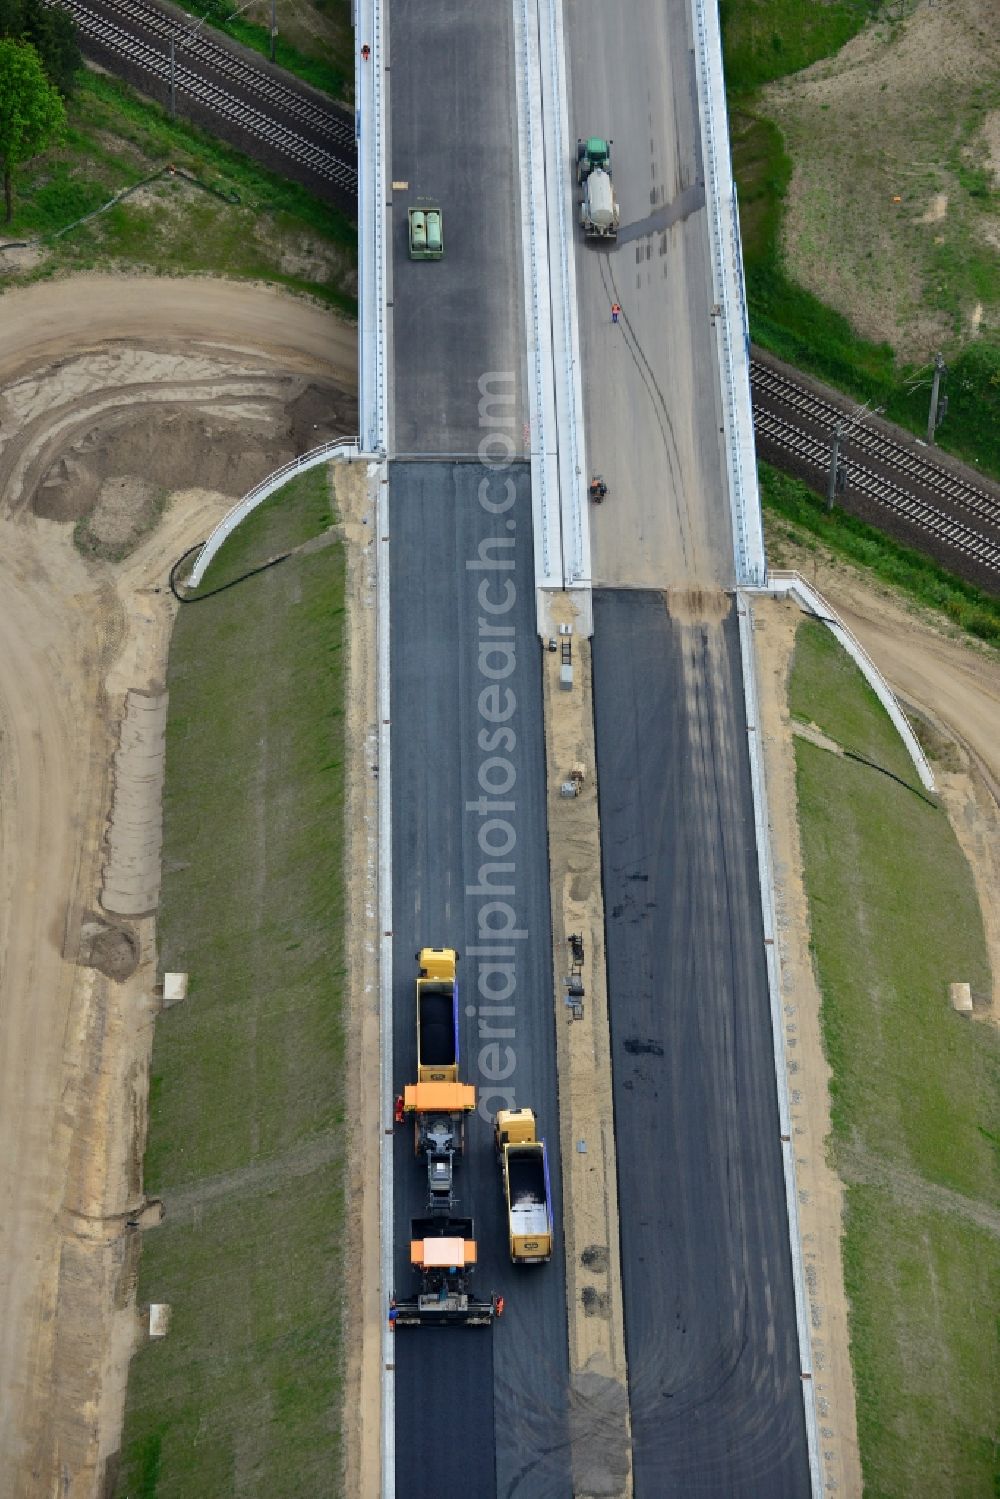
[576,136,612,185]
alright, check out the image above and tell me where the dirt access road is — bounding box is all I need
[0,274,355,1495]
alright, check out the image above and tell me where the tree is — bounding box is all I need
[0,0,80,97]
[23,3,80,97]
[0,39,64,223]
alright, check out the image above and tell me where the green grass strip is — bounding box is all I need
[844,1189,999,1499]
[794,708,995,1196]
[5,71,356,314]
[787,616,917,784]
[790,616,998,1494]
[116,468,347,1497]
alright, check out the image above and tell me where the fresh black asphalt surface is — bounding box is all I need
[387,2,571,1490]
[592,590,811,1497]
[390,464,571,1499]
[388,0,527,455]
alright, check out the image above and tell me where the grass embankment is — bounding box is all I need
[178,0,353,101]
[789,617,999,1497]
[3,70,355,313]
[115,469,348,1499]
[761,464,1000,644]
[722,0,1000,479]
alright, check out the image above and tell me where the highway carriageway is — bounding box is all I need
[389,465,572,1499]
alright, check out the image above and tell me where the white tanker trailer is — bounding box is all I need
[580,166,619,240]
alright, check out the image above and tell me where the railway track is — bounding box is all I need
[751,357,1000,586]
[754,407,1000,575]
[48,0,357,198]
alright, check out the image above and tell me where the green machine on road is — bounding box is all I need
[576,136,619,239]
[408,206,444,259]
[576,136,612,184]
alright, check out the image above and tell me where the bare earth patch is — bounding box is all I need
[983,108,1000,171]
[917,192,948,225]
[0,275,356,1496]
[764,0,1000,358]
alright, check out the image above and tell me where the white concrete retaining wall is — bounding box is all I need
[691,0,766,586]
[538,0,590,590]
[764,572,936,793]
[513,0,564,592]
[186,439,361,588]
[357,0,388,454]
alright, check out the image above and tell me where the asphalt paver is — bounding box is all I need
[390,463,572,1499]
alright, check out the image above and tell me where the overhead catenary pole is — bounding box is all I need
[270,0,277,62]
[826,422,842,513]
[169,35,176,117]
[927,351,946,444]
[826,393,885,512]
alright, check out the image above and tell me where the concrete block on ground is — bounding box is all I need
[148,1304,171,1338]
[162,972,188,1009]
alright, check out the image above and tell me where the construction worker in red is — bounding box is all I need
[361,43,371,61]
[394,1093,405,1126]
[611,302,621,325]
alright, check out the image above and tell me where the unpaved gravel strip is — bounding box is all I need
[542,595,632,1499]
[0,501,233,1494]
[752,596,863,1499]
[0,530,105,1490]
[334,458,383,1499]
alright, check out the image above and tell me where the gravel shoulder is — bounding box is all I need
[752,597,863,1499]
